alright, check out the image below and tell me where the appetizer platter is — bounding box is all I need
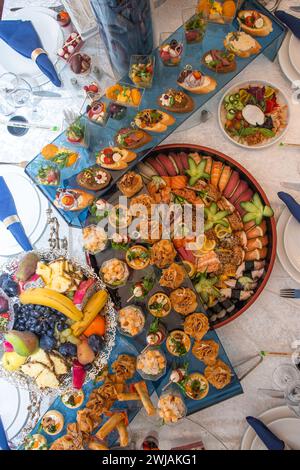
[83,160,243,420]
[135,144,276,328]
[0,250,117,397]
[23,337,156,450]
[24,0,286,228]
[219,80,289,148]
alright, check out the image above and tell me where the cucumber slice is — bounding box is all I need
[243,212,257,223]
[240,201,257,213]
[252,193,264,211]
[263,206,274,217]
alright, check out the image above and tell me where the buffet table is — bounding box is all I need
[1,0,300,450]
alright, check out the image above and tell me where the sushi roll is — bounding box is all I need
[243,268,265,281]
[221,298,236,313]
[235,260,265,278]
[220,288,253,301]
[225,277,257,291]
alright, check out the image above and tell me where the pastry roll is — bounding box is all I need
[134,381,156,416]
[96,412,125,440]
[117,392,141,401]
[117,421,129,448]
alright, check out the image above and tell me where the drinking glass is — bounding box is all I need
[284,381,300,417]
[272,363,300,390]
[182,8,208,45]
[159,32,184,67]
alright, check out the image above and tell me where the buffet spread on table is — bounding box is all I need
[1,0,300,452]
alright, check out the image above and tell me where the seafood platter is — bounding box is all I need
[24,0,286,227]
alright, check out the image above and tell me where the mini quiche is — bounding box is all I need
[125,245,151,270]
[61,389,85,409]
[166,330,191,357]
[148,292,172,318]
[157,88,194,113]
[41,410,64,436]
[184,372,209,400]
[96,146,137,170]
[24,434,48,451]
[117,171,143,197]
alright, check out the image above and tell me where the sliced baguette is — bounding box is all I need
[177,76,217,94]
[237,11,273,37]
[157,91,194,113]
[224,32,261,58]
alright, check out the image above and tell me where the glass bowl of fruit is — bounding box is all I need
[159,33,184,67]
[129,55,155,89]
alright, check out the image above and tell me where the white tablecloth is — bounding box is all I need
[1,0,300,450]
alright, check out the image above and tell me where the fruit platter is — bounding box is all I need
[24,0,286,228]
[0,250,116,397]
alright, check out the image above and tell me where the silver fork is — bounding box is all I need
[280,289,300,299]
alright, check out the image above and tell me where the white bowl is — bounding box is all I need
[218,80,290,150]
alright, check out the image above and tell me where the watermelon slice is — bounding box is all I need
[223,171,240,198]
[156,153,178,176]
[229,180,249,204]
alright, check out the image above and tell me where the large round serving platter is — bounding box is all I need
[0,249,117,399]
[87,144,276,329]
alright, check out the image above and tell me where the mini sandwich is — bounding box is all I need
[237,10,273,37]
[157,89,194,113]
[224,31,261,58]
[134,109,176,133]
[177,68,217,94]
[96,146,137,170]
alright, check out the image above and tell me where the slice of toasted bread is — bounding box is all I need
[140,122,168,133]
[49,352,68,376]
[157,92,194,113]
[159,111,176,126]
[224,32,261,58]
[202,51,236,73]
[99,160,128,170]
[115,130,152,150]
[123,150,137,163]
[237,11,273,37]
[36,368,60,389]
[178,76,217,94]
[28,349,53,370]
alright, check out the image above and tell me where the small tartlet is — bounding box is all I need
[41,410,64,436]
[166,330,191,357]
[148,292,172,318]
[125,245,150,270]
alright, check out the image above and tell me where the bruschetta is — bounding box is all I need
[115,128,152,149]
[54,188,94,212]
[76,166,111,190]
[202,49,236,73]
[134,109,175,133]
[96,147,137,170]
[237,10,273,37]
[177,68,217,94]
[157,89,194,113]
[224,31,261,58]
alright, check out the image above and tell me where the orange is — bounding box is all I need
[196,0,210,15]
[131,88,141,106]
[84,315,106,337]
[66,152,79,167]
[223,0,236,19]
[41,143,58,160]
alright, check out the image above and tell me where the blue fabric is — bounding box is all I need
[0,176,32,252]
[0,416,10,450]
[278,191,300,224]
[246,416,285,450]
[275,11,300,39]
[0,20,61,87]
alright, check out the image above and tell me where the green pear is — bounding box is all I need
[4,330,39,357]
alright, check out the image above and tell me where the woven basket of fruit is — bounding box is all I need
[0,249,116,398]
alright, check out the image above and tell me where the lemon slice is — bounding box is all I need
[182,260,195,278]
[264,86,275,99]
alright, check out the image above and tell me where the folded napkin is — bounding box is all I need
[278,191,300,224]
[0,20,61,87]
[0,416,10,451]
[275,11,300,39]
[246,416,285,450]
[0,176,33,252]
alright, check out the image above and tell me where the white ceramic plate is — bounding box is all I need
[278,32,300,84]
[218,80,290,150]
[284,215,300,273]
[241,405,297,450]
[0,166,48,257]
[0,378,30,443]
[0,7,64,80]
[250,417,300,450]
[277,206,300,285]
[289,34,300,77]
